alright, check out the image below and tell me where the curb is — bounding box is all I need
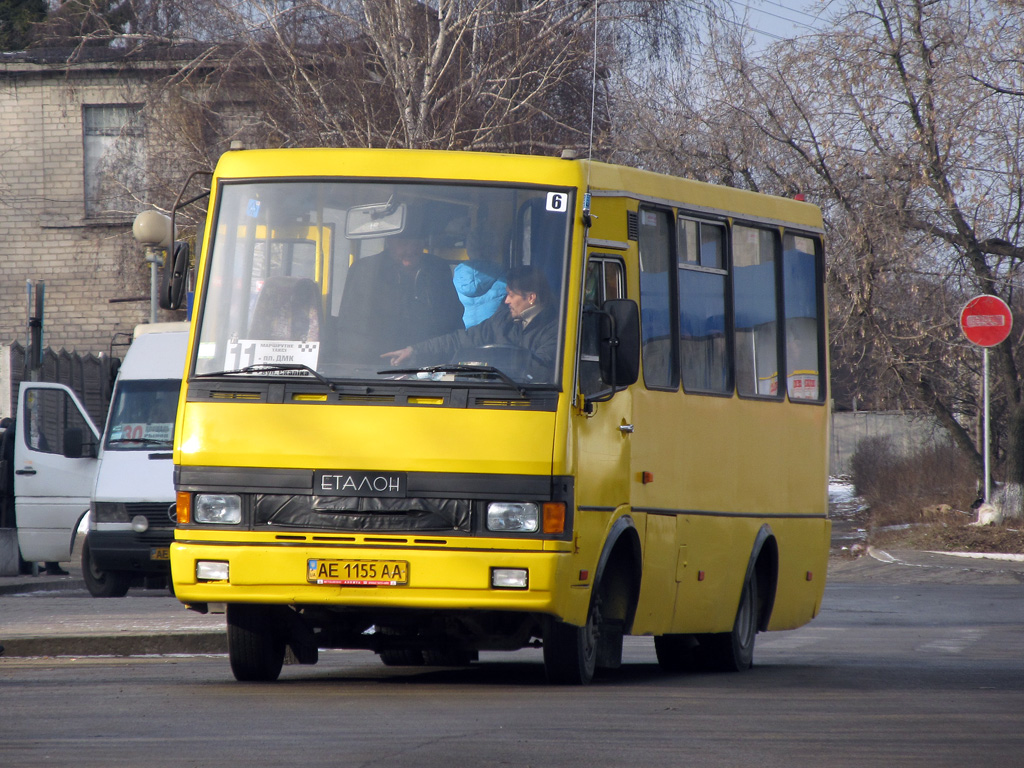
[1,631,226,658]
[0,578,86,597]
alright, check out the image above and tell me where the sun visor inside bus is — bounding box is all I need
[254,494,471,532]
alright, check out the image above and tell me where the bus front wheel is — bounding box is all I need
[227,604,286,682]
[543,591,601,685]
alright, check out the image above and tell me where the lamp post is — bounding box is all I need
[132,210,172,324]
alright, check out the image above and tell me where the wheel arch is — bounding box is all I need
[592,514,643,633]
[745,523,779,632]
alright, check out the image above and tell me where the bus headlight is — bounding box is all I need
[193,494,242,524]
[487,502,539,532]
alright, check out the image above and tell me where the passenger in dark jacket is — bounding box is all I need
[334,230,463,364]
[382,266,558,383]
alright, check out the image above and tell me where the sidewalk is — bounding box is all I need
[0,541,226,658]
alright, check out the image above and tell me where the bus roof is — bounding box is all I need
[212,147,823,231]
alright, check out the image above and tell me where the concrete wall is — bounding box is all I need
[830,410,951,476]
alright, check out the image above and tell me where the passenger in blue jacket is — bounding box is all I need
[382,266,557,383]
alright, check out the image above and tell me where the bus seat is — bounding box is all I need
[248,276,322,342]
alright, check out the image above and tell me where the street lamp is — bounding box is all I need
[132,210,172,324]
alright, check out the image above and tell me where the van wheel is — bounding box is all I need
[700,570,758,672]
[227,604,285,682]
[543,589,601,685]
[378,626,425,666]
[423,648,477,666]
[81,536,130,598]
[379,649,425,666]
[654,633,698,673]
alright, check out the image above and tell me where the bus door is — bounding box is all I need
[575,254,632,543]
[629,207,688,634]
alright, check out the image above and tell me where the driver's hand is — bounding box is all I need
[381,347,413,366]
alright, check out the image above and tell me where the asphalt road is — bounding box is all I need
[2,551,1024,767]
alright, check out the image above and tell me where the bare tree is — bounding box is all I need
[622,0,1024,513]
[82,0,713,274]
[114,0,703,156]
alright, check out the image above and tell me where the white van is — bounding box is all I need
[81,323,187,597]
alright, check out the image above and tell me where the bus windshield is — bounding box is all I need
[194,180,573,387]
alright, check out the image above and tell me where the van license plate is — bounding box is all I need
[151,548,170,561]
[307,559,408,586]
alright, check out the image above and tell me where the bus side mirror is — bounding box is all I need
[159,241,190,310]
[602,299,640,388]
[585,299,640,405]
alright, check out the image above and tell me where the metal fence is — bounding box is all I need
[2,342,120,431]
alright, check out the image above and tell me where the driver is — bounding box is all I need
[381,266,557,382]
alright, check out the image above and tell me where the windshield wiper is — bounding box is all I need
[197,363,337,391]
[108,437,172,447]
[384,364,527,398]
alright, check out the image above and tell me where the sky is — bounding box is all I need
[728,0,833,47]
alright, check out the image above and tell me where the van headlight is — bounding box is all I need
[193,494,242,524]
[92,501,129,522]
[486,502,539,532]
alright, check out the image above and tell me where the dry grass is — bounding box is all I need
[850,436,1024,554]
[870,517,1024,554]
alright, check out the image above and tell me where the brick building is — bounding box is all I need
[0,48,186,356]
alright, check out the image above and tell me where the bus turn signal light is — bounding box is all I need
[542,502,565,534]
[176,491,191,524]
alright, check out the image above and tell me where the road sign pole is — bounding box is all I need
[959,294,1013,502]
[984,347,990,501]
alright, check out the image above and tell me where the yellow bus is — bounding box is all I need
[166,147,829,684]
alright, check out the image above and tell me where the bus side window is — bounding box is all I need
[733,225,782,398]
[783,234,824,401]
[580,257,625,396]
[637,209,677,390]
[678,218,730,394]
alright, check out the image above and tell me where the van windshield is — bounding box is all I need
[105,380,178,450]
[194,180,573,387]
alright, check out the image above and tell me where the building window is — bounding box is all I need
[83,104,144,220]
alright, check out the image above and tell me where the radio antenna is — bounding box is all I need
[584,0,599,222]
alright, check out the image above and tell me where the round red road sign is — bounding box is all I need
[960,294,1013,347]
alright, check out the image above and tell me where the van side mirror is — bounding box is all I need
[159,241,190,310]
[63,428,87,459]
[62,428,97,459]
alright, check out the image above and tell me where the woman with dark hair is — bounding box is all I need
[382,266,558,382]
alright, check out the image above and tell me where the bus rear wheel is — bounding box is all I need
[700,570,758,672]
[227,604,286,682]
